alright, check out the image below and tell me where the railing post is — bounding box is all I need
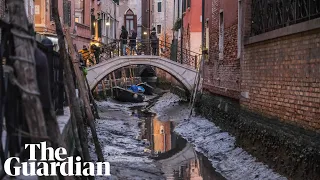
[195,55,198,69]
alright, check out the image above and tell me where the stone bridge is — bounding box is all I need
[86,56,198,91]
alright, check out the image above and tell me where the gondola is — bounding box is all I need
[112,86,145,103]
[136,82,154,95]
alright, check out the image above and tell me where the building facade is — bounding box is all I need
[34,0,91,51]
[240,0,320,131]
[152,0,174,44]
[203,0,240,100]
[117,0,142,40]
[182,0,202,54]
[91,0,118,44]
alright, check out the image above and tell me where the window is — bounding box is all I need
[75,17,79,23]
[157,25,161,34]
[50,0,53,21]
[237,0,242,59]
[219,11,224,60]
[182,0,186,12]
[63,0,71,26]
[124,9,136,31]
[157,2,162,12]
[187,0,191,8]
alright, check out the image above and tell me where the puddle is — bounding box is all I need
[131,107,226,180]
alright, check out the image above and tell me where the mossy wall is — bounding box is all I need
[195,92,320,180]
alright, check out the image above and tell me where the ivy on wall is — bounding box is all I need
[173,18,182,31]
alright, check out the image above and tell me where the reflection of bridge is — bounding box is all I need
[86,56,198,91]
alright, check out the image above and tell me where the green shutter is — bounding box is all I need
[91,15,95,35]
[63,0,71,26]
[98,19,102,38]
[158,2,162,12]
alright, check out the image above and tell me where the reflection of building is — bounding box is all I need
[186,159,203,180]
[152,117,171,153]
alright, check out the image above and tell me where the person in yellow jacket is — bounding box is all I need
[79,45,91,67]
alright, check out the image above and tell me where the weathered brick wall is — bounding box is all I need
[203,0,240,100]
[241,29,320,130]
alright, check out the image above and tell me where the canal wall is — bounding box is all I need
[194,92,320,180]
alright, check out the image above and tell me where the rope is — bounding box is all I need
[3,65,40,95]
[9,56,34,64]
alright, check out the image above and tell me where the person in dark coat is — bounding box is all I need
[150,27,158,55]
[120,26,128,55]
[129,29,137,55]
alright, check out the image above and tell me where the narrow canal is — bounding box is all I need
[88,92,286,180]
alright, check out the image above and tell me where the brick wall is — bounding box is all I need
[241,29,320,131]
[203,0,240,100]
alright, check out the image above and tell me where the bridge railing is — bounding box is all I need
[99,39,202,69]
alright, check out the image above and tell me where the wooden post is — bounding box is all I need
[109,74,113,97]
[6,0,48,146]
[101,78,106,97]
[112,72,117,86]
[129,66,134,85]
[64,29,104,162]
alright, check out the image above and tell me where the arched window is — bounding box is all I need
[124,9,137,31]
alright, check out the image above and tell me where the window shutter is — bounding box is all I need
[91,15,95,35]
[187,0,191,8]
[67,1,71,26]
[98,19,102,38]
[183,0,186,12]
[63,0,71,26]
[157,2,162,12]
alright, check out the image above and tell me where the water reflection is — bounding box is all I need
[132,108,226,180]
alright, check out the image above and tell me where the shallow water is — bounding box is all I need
[89,93,285,180]
[132,107,226,180]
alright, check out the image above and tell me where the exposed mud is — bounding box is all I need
[88,93,286,180]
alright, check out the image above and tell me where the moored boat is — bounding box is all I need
[112,86,145,103]
[137,82,154,95]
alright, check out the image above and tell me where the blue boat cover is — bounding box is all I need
[128,85,145,93]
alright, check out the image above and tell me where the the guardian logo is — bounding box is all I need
[4,142,110,176]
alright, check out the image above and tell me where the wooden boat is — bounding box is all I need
[112,86,145,103]
[137,82,154,95]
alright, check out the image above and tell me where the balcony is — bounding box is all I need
[75,22,91,39]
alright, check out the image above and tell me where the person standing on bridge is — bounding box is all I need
[120,26,128,56]
[150,27,159,56]
[129,29,137,55]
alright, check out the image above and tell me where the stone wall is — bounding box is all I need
[195,92,320,179]
[203,0,240,100]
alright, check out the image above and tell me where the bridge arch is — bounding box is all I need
[86,56,198,91]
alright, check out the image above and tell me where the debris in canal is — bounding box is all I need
[88,93,287,180]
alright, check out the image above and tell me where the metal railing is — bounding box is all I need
[98,39,202,69]
[251,0,320,36]
[37,42,65,115]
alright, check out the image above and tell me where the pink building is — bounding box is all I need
[182,0,202,54]
[34,0,91,51]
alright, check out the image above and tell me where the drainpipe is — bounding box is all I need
[164,0,167,46]
[180,0,183,63]
[172,0,176,40]
[201,0,205,70]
